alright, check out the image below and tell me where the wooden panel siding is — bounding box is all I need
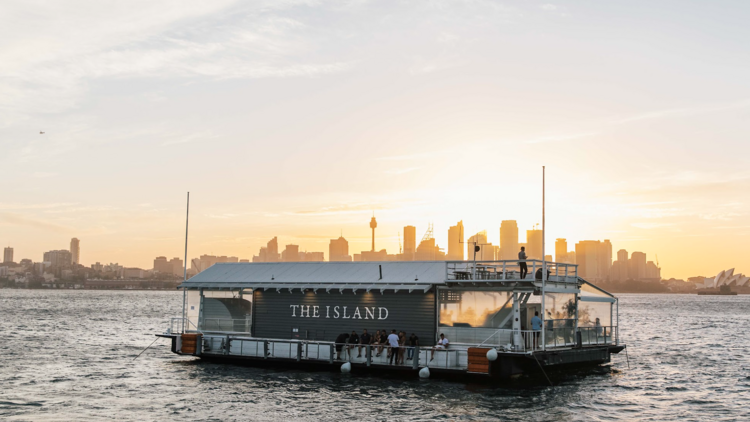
[253,290,437,346]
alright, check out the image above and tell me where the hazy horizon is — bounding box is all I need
[2,1,749,279]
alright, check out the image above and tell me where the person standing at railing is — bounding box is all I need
[518,247,528,279]
[531,311,542,350]
[387,330,400,365]
[357,329,371,358]
[595,318,603,342]
[347,330,359,359]
[407,333,419,361]
[335,332,349,360]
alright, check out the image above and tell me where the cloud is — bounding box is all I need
[540,4,558,11]
[631,222,676,229]
[524,132,596,144]
[0,1,353,128]
[0,212,72,233]
[610,99,750,125]
[161,131,221,147]
[289,202,391,216]
[385,167,421,175]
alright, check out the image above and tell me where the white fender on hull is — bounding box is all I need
[419,367,430,378]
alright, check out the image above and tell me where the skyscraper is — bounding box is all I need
[403,225,416,260]
[3,247,13,263]
[266,237,280,262]
[43,250,73,268]
[415,237,445,261]
[598,239,612,281]
[153,256,171,273]
[500,221,519,260]
[612,249,629,281]
[447,221,464,261]
[70,238,80,265]
[467,231,493,261]
[282,244,300,262]
[169,257,184,276]
[526,229,543,260]
[329,236,351,261]
[646,261,661,279]
[555,238,567,263]
[629,252,647,280]
[575,241,600,280]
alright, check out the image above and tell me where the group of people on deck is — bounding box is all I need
[334,330,450,364]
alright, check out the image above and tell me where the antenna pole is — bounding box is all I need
[541,166,546,351]
[181,192,190,334]
[184,192,189,282]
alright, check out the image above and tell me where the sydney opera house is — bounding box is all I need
[701,268,750,289]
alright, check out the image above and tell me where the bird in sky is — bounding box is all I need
[40,131,45,134]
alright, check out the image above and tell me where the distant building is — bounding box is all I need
[526,229,543,260]
[153,256,171,273]
[282,245,300,262]
[629,252,647,280]
[43,250,72,268]
[358,250,389,261]
[611,249,629,281]
[329,236,352,262]
[706,268,749,288]
[300,251,325,261]
[467,231,494,261]
[194,255,239,272]
[646,261,661,280]
[598,240,612,280]
[70,238,80,265]
[414,238,445,261]
[253,237,281,262]
[575,241,600,281]
[122,268,147,279]
[3,247,13,264]
[169,257,184,276]
[447,221,464,261]
[500,221,519,260]
[555,239,567,263]
[403,226,416,260]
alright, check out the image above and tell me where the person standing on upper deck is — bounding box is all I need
[519,246,528,279]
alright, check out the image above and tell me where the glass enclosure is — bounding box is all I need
[544,292,577,347]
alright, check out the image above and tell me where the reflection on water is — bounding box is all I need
[1,290,749,421]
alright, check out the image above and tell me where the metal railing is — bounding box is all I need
[170,317,200,334]
[200,318,251,333]
[444,260,578,283]
[195,336,469,370]
[578,326,617,346]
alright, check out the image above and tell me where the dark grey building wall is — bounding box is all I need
[253,290,437,346]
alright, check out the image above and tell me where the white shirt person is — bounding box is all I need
[430,333,449,361]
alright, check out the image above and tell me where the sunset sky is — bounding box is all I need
[1,1,749,279]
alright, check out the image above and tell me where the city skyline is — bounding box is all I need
[2,2,749,280]
[4,216,666,283]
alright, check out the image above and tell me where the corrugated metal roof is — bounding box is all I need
[180,261,446,289]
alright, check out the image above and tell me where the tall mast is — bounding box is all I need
[181,192,189,333]
[541,166,546,351]
[184,192,189,282]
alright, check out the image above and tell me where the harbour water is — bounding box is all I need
[1,290,749,421]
